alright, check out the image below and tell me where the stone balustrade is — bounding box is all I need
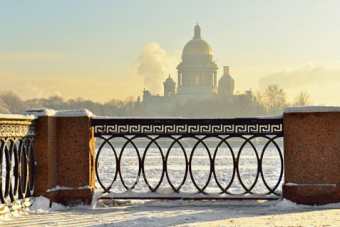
[2,107,339,207]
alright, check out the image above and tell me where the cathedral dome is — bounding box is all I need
[219,74,234,81]
[164,74,175,85]
[182,24,212,55]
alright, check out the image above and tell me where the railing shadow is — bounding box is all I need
[3,200,338,227]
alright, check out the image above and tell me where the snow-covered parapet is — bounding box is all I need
[0,113,35,120]
[24,108,94,117]
[284,106,340,113]
[255,115,283,119]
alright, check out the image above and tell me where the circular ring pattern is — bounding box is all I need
[94,135,284,198]
[0,138,36,205]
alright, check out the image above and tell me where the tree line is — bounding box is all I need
[0,84,313,117]
[256,84,313,115]
[0,91,139,116]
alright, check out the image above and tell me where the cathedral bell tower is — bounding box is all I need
[163,74,176,97]
[218,66,235,96]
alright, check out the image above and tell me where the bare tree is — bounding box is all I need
[0,91,28,114]
[254,91,263,106]
[263,85,287,115]
[293,91,313,106]
[0,98,10,114]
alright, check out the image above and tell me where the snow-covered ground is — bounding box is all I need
[1,197,340,226]
[5,137,339,226]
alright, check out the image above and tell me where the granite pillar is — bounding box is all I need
[31,110,95,206]
[283,109,340,205]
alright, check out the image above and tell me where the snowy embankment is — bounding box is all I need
[2,196,340,226]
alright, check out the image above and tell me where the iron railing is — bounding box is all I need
[92,117,283,200]
[0,116,36,213]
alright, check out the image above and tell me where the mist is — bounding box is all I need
[258,64,340,105]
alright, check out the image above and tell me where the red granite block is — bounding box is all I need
[33,116,58,198]
[54,189,93,206]
[56,117,94,188]
[283,185,340,205]
[33,115,95,206]
[283,112,340,205]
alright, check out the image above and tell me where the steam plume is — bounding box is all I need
[134,42,181,94]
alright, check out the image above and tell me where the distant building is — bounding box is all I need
[177,24,218,96]
[218,66,234,96]
[142,24,252,116]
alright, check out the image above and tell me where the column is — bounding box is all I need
[30,109,95,206]
[178,72,181,87]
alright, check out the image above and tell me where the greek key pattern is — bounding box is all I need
[92,118,283,136]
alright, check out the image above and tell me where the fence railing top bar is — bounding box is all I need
[91,117,283,126]
[92,117,283,136]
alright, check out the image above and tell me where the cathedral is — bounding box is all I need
[141,24,252,116]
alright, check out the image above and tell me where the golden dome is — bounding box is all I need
[182,24,212,55]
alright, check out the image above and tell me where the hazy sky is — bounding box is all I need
[1,1,340,105]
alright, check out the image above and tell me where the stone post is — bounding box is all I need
[283,107,340,205]
[27,109,95,206]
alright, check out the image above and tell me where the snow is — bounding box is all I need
[0,114,35,120]
[271,199,340,210]
[46,185,93,192]
[29,196,69,213]
[284,106,340,113]
[2,198,340,226]
[24,108,94,117]
[254,115,283,119]
[270,199,300,211]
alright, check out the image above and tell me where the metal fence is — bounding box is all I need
[0,117,36,212]
[92,118,283,200]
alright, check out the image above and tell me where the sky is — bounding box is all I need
[1,0,340,105]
